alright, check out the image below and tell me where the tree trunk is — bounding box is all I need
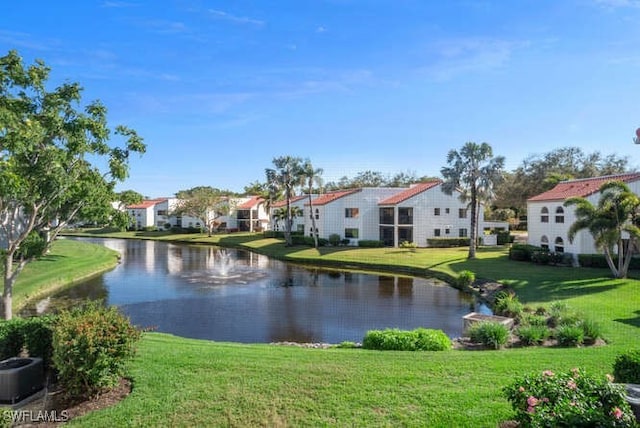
[603,247,620,278]
[468,192,477,259]
[3,255,14,320]
[308,191,318,249]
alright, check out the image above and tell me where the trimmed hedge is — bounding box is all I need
[426,238,470,248]
[578,254,640,269]
[0,316,56,369]
[362,328,451,351]
[357,240,384,248]
[508,244,541,261]
[613,349,640,383]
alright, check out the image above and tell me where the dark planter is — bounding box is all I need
[0,357,44,405]
[624,384,640,422]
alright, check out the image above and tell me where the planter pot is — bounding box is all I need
[0,357,44,405]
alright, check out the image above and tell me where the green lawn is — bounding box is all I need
[57,230,640,427]
[3,239,120,312]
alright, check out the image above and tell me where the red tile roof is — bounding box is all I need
[527,173,640,202]
[126,199,167,209]
[236,196,264,209]
[271,195,307,208]
[306,189,361,206]
[378,181,442,205]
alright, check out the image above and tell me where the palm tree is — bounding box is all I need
[565,181,640,278]
[266,156,303,246]
[441,142,505,259]
[300,159,323,248]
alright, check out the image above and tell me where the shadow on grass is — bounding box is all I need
[615,310,640,329]
[37,254,68,262]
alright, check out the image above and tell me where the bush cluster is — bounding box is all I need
[493,291,524,320]
[52,303,141,398]
[503,368,636,427]
[357,240,384,248]
[468,322,510,349]
[362,328,451,351]
[578,254,640,269]
[0,316,56,369]
[613,349,640,384]
[426,238,470,248]
[456,270,476,288]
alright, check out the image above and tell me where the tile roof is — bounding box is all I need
[378,181,442,205]
[126,198,167,209]
[306,189,361,206]
[236,196,264,209]
[527,173,640,202]
[271,195,308,208]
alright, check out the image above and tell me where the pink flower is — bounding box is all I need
[606,374,615,383]
[518,386,525,393]
[567,380,577,390]
[612,407,623,420]
[543,370,555,377]
[527,396,539,407]
[542,397,549,403]
[527,406,536,414]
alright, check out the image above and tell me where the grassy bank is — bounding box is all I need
[59,230,639,426]
[2,239,120,313]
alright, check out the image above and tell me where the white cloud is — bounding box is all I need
[423,37,526,81]
[208,9,264,26]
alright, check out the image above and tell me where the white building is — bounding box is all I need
[127,199,167,230]
[270,195,309,233]
[527,172,640,255]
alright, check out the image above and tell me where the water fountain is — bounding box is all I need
[182,249,268,286]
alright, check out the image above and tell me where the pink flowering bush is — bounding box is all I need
[503,368,636,427]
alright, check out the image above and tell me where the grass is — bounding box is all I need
[57,230,640,426]
[2,239,120,312]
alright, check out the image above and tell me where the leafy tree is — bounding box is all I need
[107,189,143,230]
[441,142,505,259]
[565,181,640,278]
[265,156,303,246]
[300,159,323,248]
[0,50,145,319]
[494,147,630,214]
[173,186,231,236]
[271,206,303,231]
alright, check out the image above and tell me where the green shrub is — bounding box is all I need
[362,328,450,351]
[0,316,56,369]
[52,303,141,398]
[613,349,640,383]
[0,319,25,360]
[548,301,582,328]
[468,322,510,349]
[456,270,476,288]
[503,368,636,426]
[357,240,384,248]
[334,341,358,349]
[531,249,551,265]
[496,230,514,245]
[426,238,470,248]
[508,244,541,261]
[578,318,603,345]
[493,292,524,319]
[578,253,640,269]
[556,324,584,347]
[328,233,341,246]
[519,313,548,327]
[399,241,417,251]
[516,325,551,346]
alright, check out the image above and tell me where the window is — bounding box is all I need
[157,210,167,216]
[434,208,441,216]
[315,208,319,220]
[541,235,549,251]
[345,228,359,239]
[445,208,450,214]
[459,228,468,238]
[398,207,413,224]
[398,227,413,243]
[345,208,359,218]
[297,224,305,233]
[379,207,394,224]
[445,228,450,235]
[555,207,564,223]
[434,228,441,237]
[554,237,564,253]
[458,208,467,219]
[541,207,549,223]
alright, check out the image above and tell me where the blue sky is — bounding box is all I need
[3,0,640,197]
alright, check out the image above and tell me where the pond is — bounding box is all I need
[21,238,490,344]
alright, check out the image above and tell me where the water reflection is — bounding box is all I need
[22,238,490,343]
